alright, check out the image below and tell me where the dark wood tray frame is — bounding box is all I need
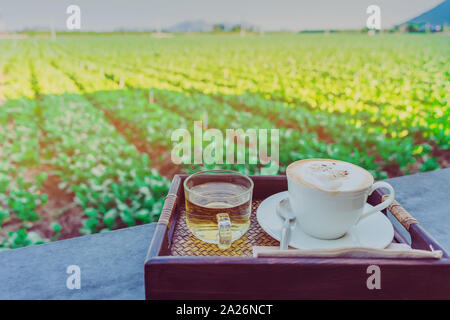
[145,175,450,299]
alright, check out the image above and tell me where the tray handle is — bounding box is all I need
[158,193,178,226]
[382,194,418,231]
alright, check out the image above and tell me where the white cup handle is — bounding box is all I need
[358,181,395,222]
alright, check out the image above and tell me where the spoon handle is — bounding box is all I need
[280,219,290,250]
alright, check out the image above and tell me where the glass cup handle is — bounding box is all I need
[217,213,232,249]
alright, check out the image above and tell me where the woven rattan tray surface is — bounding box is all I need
[170,200,279,257]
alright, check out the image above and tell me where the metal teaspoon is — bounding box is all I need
[276,198,296,250]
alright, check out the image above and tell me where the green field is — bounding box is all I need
[0,34,448,249]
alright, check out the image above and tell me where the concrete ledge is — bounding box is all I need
[385,168,450,247]
[0,223,156,299]
[0,169,449,299]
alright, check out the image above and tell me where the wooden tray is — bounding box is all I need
[145,175,450,299]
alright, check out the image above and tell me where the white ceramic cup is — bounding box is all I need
[285,159,395,240]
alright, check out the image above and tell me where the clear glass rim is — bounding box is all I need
[184,169,254,200]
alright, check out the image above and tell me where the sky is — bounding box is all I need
[0,0,444,32]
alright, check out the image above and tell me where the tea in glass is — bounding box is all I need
[184,170,253,249]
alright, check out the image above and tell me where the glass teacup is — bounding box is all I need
[184,170,253,249]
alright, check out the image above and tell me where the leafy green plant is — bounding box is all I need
[0,228,48,250]
[420,157,440,172]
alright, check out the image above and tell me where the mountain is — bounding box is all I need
[407,0,450,27]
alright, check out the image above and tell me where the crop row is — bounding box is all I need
[53,42,434,175]
[0,43,169,249]
[49,45,385,178]
[67,35,448,150]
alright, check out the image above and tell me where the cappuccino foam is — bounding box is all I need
[287,159,373,192]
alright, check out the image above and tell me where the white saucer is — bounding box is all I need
[256,191,394,250]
